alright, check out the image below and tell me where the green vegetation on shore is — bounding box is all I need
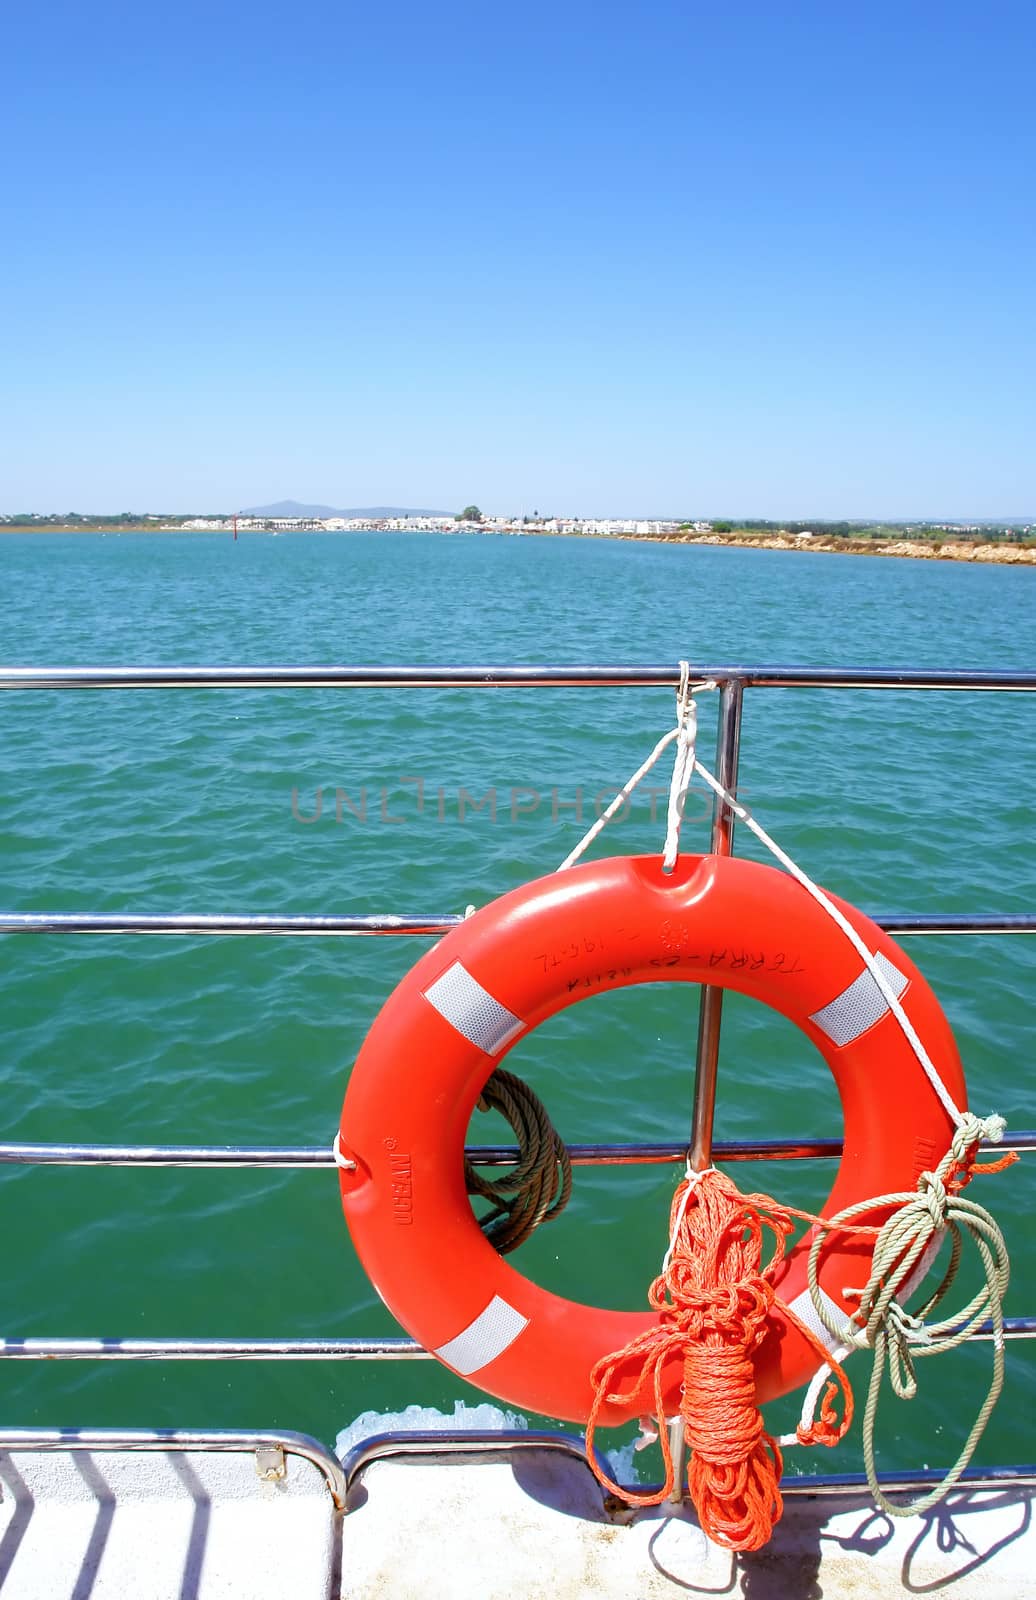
[0,513,201,530]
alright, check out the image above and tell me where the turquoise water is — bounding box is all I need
[1,531,1033,1478]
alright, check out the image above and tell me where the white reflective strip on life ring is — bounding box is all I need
[809,951,908,1048]
[423,962,524,1056]
[434,1294,530,1376]
[787,1285,855,1359]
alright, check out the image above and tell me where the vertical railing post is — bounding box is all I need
[668,676,745,1504]
[689,677,744,1170]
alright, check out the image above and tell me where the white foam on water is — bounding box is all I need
[335,1399,642,1484]
[603,1436,642,1485]
[335,1399,530,1459]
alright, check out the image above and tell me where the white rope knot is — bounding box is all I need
[951,1111,1005,1163]
[661,1162,716,1273]
[916,1169,949,1229]
[332,1132,356,1172]
[676,659,691,721]
[890,1303,933,1350]
[555,664,717,874]
[882,1308,924,1399]
[662,661,700,874]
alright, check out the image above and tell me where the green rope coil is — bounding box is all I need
[465,1067,573,1255]
[806,1111,1012,1519]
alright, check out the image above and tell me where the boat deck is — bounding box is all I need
[2,1434,1033,1598]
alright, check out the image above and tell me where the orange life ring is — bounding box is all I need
[338,853,964,1425]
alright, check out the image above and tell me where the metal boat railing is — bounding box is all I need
[1,662,1034,1503]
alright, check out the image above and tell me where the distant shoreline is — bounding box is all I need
[617,531,1036,565]
[2,523,1034,565]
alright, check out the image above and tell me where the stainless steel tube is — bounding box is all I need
[0,913,461,936]
[3,1132,1030,1168]
[0,1426,348,1508]
[1,664,1036,692]
[669,678,746,1500]
[0,1338,427,1360]
[1,910,1033,937]
[0,1321,1030,1363]
[688,677,744,1172]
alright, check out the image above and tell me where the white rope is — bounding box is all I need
[555,666,968,1130]
[554,661,984,1123]
[557,665,716,873]
[777,1363,845,1449]
[332,1132,357,1172]
[662,662,698,873]
[685,758,988,1133]
[661,1161,717,1273]
[553,658,1005,1140]
[778,1222,945,1449]
[556,727,681,872]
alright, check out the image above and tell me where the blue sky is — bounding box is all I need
[3,1,1033,517]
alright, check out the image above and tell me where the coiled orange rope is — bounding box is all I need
[586,1168,853,1552]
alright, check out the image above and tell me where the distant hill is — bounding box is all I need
[242,500,452,519]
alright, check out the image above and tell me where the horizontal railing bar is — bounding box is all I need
[779,1462,1036,1496]
[0,1142,352,1167]
[623,1462,1036,1505]
[5,1424,1031,1512]
[1,1133,1033,1168]
[337,1430,1036,1502]
[1,1321,1032,1361]
[0,913,463,936]
[2,1423,1031,1509]
[870,913,1036,935]
[339,1430,606,1497]
[1,911,1033,937]
[0,1338,428,1359]
[2,664,1036,692]
[0,1426,348,1508]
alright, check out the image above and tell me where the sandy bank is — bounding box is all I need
[645,533,1036,564]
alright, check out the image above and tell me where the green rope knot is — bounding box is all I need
[464,1066,573,1255]
[805,1110,1013,1519]
[881,1303,929,1400]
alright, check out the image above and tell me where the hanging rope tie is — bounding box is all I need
[465,1067,573,1254]
[493,662,1015,1535]
[663,660,698,873]
[675,746,1019,1510]
[557,664,715,872]
[585,1167,852,1551]
[807,1109,1015,1518]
